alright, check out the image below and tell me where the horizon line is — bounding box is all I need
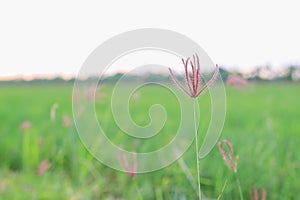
[1,64,299,81]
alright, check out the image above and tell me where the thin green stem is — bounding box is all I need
[216,179,228,200]
[235,173,243,200]
[177,158,198,194]
[134,180,143,200]
[194,100,201,200]
[154,187,163,200]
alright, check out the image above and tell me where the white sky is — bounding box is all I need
[0,0,299,78]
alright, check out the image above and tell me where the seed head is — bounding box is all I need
[19,121,31,132]
[37,160,51,176]
[249,187,267,200]
[169,53,219,98]
[118,152,137,179]
[218,139,239,173]
[62,115,71,127]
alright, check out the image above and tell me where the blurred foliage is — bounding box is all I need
[0,83,299,199]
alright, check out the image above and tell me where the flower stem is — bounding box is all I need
[194,100,201,200]
[235,172,243,200]
[134,180,143,200]
[177,158,198,194]
[216,179,228,200]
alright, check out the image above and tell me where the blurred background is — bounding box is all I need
[0,0,299,199]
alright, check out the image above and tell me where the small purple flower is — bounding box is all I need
[169,53,219,98]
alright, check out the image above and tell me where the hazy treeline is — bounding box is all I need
[1,65,299,85]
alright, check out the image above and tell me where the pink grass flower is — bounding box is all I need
[249,187,267,200]
[226,75,248,90]
[37,160,51,176]
[218,139,239,173]
[50,103,58,121]
[169,53,219,98]
[19,121,31,132]
[62,115,71,127]
[118,152,137,179]
[86,84,107,103]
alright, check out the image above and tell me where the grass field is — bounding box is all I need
[0,82,299,199]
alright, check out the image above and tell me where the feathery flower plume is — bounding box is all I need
[218,140,239,173]
[118,152,137,179]
[249,188,267,200]
[37,160,51,176]
[169,53,219,98]
[62,115,71,127]
[19,121,31,132]
[169,53,219,200]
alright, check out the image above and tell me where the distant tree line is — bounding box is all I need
[1,65,299,85]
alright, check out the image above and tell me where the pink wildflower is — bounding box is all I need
[249,187,267,200]
[62,115,71,127]
[218,140,239,173]
[169,53,219,98]
[118,152,137,178]
[37,160,51,176]
[19,121,31,132]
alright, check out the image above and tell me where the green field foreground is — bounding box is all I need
[0,83,299,199]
